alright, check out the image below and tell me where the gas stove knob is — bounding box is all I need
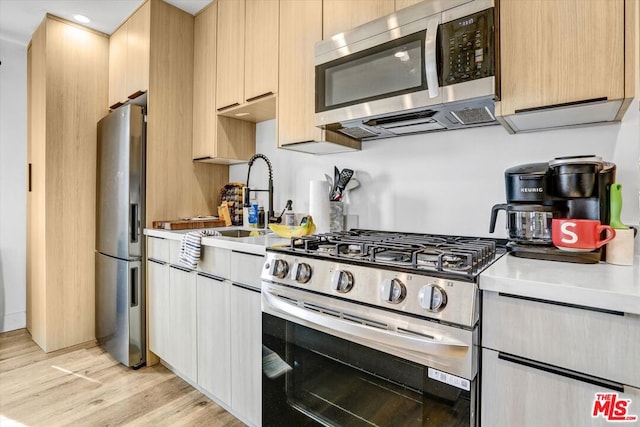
[269,259,289,279]
[419,284,447,312]
[331,270,354,293]
[380,278,406,304]
[292,262,312,284]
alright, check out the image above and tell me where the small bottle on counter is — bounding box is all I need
[284,205,295,226]
[248,199,258,228]
[257,206,265,228]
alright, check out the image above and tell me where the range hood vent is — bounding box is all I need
[279,128,362,155]
[450,106,496,125]
[363,110,438,127]
[500,98,625,133]
[333,96,500,141]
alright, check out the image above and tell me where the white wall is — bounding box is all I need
[0,37,27,332]
[230,105,640,240]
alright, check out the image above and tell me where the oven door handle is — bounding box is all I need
[263,290,469,358]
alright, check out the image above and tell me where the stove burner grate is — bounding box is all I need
[287,230,506,278]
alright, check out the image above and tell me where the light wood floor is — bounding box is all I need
[0,329,245,427]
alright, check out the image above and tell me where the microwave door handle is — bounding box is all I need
[263,289,468,359]
[424,17,440,99]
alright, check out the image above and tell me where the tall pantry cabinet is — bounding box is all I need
[27,15,109,352]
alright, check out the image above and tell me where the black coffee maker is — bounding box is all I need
[490,155,616,263]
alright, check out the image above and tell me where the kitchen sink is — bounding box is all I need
[218,229,270,238]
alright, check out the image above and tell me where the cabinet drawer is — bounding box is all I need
[200,247,231,279]
[168,240,183,266]
[230,251,265,290]
[481,348,640,427]
[147,237,169,263]
[482,291,640,388]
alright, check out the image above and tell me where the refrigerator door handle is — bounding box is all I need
[130,203,139,244]
[130,266,139,307]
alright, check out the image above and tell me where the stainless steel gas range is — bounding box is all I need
[261,229,506,427]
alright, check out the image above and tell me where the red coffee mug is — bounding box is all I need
[551,218,616,251]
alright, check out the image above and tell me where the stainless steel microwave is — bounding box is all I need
[315,0,498,140]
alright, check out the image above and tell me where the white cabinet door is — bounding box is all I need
[197,274,232,406]
[482,348,640,427]
[230,251,265,288]
[169,265,198,383]
[147,259,170,359]
[230,284,262,427]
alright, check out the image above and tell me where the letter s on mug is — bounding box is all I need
[560,222,578,244]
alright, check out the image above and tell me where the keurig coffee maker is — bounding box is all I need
[489,155,616,263]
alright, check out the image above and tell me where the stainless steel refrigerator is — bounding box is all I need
[95,104,146,368]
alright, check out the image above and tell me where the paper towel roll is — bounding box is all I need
[309,180,330,234]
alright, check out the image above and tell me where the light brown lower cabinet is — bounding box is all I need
[168,265,198,384]
[482,349,640,427]
[196,274,232,407]
[147,237,198,384]
[481,291,640,426]
[230,284,262,427]
[147,259,170,359]
[147,238,262,426]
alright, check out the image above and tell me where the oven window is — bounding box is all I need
[316,31,427,113]
[263,313,473,427]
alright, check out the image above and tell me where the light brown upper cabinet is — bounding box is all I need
[322,0,394,39]
[27,15,109,352]
[108,0,228,225]
[278,0,361,153]
[193,2,256,163]
[496,0,636,133]
[215,0,244,111]
[394,0,423,11]
[244,0,279,103]
[216,0,278,122]
[108,1,150,109]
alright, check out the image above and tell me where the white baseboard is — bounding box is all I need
[1,311,26,333]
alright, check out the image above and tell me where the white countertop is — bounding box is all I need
[144,227,290,256]
[480,253,640,315]
[146,227,640,314]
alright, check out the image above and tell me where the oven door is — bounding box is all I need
[262,282,477,427]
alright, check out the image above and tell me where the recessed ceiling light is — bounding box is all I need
[73,14,91,24]
[235,112,250,117]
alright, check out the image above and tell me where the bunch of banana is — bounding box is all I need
[269,215,316,238]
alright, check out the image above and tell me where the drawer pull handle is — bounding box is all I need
[497,293,624,316]
[217,102,241,112]
[245,92,274,103]
[498,352,624,392]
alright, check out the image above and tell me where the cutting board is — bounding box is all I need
[152,218,226,230]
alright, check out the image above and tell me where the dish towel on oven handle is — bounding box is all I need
[179,230,222,269]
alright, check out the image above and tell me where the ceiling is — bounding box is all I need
[0,0,213,46]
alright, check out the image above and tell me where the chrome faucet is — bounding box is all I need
[245,153,276,224]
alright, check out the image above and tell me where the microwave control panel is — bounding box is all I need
[439,8,495,86]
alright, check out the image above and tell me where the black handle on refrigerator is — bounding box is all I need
[130,266,139,307]
[130,203,139,243]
